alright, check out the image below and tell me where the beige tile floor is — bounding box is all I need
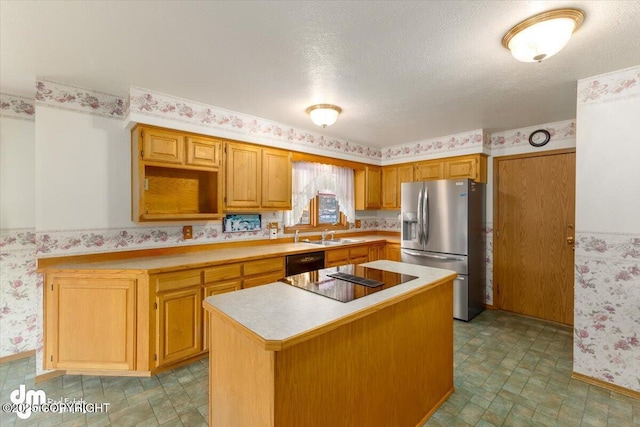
[1,310,638,426]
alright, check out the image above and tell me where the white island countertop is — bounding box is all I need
[203,260,457,351]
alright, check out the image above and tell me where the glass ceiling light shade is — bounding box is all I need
[305,104,342,128]
[502,9,584,62]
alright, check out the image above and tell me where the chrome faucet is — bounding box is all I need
[294,230,299,243]
[321,229,328,242]
[327,230,336,240]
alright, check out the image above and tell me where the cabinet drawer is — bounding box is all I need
[203,264,242,283]
[349,246,369,258]
[186,137,221,168]
[243,271,284,289]
[326,248,350,267]
[143,128,185,164]
[244,257,284,276]
[154,270,201,293]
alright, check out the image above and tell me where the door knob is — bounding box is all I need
[567,237,575,244]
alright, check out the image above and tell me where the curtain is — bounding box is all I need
[284,161,355,226]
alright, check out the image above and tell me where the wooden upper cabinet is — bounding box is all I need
[444,154,487,183]
[382,164,414,209]
[225,142,262,209]
[142,128,185,164]
[412,154,487,183]
[261,148,292,209]
[132,125,223,222]
[355,166,381,210]
[381,166,398,209]
[186,136,221,168]
[415,160,444,181]
[225,142,292,211]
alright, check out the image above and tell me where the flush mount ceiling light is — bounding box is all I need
[502,8,584,62]
[305,104,342,128]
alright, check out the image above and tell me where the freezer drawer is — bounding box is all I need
[453,276,468,321]
[401,249,468,275]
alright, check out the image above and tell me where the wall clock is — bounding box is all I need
[529,129,551,147]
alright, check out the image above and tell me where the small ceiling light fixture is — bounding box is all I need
[305,104,342,128]
[502,8,584,62]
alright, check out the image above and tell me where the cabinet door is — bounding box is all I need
[156,287,202,367]
[415,160,444,181]
[203,280,241,351]
[381,167,398,209]
[445,156,477,180]
[186,136,221,168]
[225,143,261,209]
[142,127,185,164]
[386,243,401,261]
[366,166,382,209]
[262,148,292,209]
[368,244,385,262]
[46,277,136,371]
[349,245,370,265]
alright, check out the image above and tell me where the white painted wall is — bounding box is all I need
[35,106,132,230]
[1,117,35,228]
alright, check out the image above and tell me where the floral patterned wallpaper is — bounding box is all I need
[573,64,640,393]
[381,129,484,161]
[35,80,126,119]
[0,93,35,121]
[577,65,639,105]
[490,119,575,149]
[0,230,37,357]
[574,232,640,391]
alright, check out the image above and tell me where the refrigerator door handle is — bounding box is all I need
[417,187,424,244]
[423,186,429,244]
[402,249,466,262]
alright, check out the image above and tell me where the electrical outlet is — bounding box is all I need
[268,222,278,240]
[355,220,362,228]
[183,225,193,240]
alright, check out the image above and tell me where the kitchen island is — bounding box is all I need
[203,260,456,427]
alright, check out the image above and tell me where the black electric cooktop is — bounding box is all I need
[280,264,418,303]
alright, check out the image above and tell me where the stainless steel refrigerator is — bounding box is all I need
[401,178,485,321]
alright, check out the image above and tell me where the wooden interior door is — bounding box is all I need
[494,150,575,325]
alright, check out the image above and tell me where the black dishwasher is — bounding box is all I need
[285,251,325,276]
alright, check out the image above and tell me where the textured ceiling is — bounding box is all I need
[1,1,639,147]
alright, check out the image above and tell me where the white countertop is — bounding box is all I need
[203,260,456,349]
[42,235,397,273]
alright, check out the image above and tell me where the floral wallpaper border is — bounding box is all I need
[574,230,640,392]
[577,65,640,106]
[128,87,382,163]
[381,129,484,161]
[35,79,126,119]
[0,93,35,121]
[490,119,575,150]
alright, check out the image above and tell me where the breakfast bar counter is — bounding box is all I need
[203,260,456,427]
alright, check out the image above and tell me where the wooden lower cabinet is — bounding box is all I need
[325,245,371,267]
[243,257,285,288]
[203,280,241,351]
[156,287,202,366]
[386,243,401,261]
[43,244,391,376]
[45,276,137,371]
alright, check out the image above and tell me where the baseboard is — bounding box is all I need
[484,304,496,310]
[36,370,65,384]
[0,349,35,364]
[572,372,640,399]
[416,386,455,426]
